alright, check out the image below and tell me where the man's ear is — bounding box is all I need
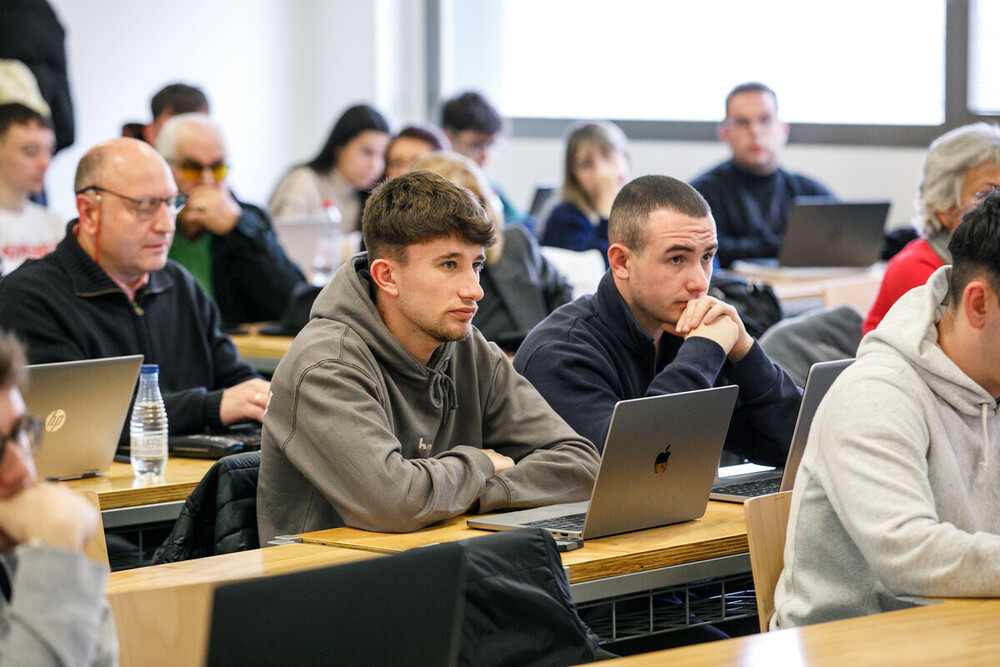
[368,257,399,297]
[608,243,631,281]
[76,193,100,236]
[963,280,990,329]
[715,122,728,143]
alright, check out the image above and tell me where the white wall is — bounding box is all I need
[41,0,925,230]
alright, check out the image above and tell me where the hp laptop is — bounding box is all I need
[710,358,854,503]
[779,199,891,267]
[206,541,466,667]
[468,386,739,539]
[25,355,143,480]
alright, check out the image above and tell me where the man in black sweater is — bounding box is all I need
[0,137,269,439]
[691,82,833,267]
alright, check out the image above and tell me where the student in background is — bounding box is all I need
[0,103,62,275]
[269,103,390,235]
[157,113,306,326]
[0,333,117,664]
[863,123,1000,334]
[410,151,572,353]
[540,121,630,265]
[383,123,449,181]
[773,192,1000,629]
[691,82,832,267]
[257,170,599,543]
[516,175,800,464]
[441,90,523,223]
[121,82,209,147]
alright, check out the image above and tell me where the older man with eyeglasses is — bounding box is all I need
[0,137,269,445]
[156,113,306,327]
[0,333,118,664]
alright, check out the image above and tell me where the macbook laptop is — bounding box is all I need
[779,199,891,267]
[206,541,466,667]
[25,355,143,480]
[710,358,854,503]
[468,385,739,539]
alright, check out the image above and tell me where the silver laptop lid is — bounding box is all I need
[779,199,891,267]
[581,385,738,538]
[468,386,739,538]
[779,358,854,491]
[25,355,142,479]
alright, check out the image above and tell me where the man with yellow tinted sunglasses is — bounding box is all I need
[157,113,305,327]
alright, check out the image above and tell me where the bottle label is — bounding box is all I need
[132,434,167,457]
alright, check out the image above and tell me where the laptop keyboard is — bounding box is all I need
[712,477,781,498]
[524,513,587,533]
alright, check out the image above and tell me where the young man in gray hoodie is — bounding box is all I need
[772,191,1000,629]
[257,171,600,543]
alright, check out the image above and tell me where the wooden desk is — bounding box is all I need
[61,458,214,528]
[228,324,294,374]
[106,542,380,667]
[605,598,1000,666]
[725,264,884,316]
[298,501,750,603]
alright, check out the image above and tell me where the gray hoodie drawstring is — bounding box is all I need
[428,369,458,411]
[977,402,990,483]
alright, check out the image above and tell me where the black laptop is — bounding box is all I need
[206,541,467,666]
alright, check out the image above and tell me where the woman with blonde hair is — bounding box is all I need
[411,152,572,352]
[540,121,630,264]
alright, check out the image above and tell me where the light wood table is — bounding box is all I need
[61,458,215,528]
[298,500,750,602]
[106,542,381,667]
[228,324,294,374]
[726,263,885,316]
[604,598,1000,666]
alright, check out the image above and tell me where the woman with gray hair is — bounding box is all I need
[863,123,1000,334]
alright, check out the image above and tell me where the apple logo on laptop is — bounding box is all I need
[45,409,67,433]
[654,444,671,473]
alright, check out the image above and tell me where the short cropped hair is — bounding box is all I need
[74,147,106,193]
[156,113,222,162]
[0,102,52,140]
[0,333,27,390]
[561,121,630,217]
[947,189,1000,306]
[393,123,450,152]
[918,123,1000,235]
[724,82,778,119]
[362,170,496,263]
[150,83,209,120]
[440,91,503,135]
[609,175,711,254]
[307,104,390,175]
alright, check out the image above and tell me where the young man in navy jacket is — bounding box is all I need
[515,175,801,465]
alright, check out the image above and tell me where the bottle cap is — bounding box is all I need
[140,364,159,373]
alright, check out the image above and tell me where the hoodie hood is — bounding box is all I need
[862,266,996,479]
[310,253,457,411]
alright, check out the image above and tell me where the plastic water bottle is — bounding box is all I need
[130,364,168,477]
[312,199,344,286]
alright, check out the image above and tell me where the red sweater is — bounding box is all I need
[862,238,945,335]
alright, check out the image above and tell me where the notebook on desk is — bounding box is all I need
[468,385,739,539]
[25,355,143,480]
[779,199,891,267]
[206,541,466,666]
[710,358,853,503]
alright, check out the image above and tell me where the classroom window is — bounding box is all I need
[430,0,989,146]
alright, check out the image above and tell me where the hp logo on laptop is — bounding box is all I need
[45,409,67,433]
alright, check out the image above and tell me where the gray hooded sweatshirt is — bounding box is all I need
[257,254,600,543]
[772,266,1000,628]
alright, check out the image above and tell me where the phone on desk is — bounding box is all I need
[117,423,263,461]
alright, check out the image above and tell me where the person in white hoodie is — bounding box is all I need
[772,190,1000,629]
